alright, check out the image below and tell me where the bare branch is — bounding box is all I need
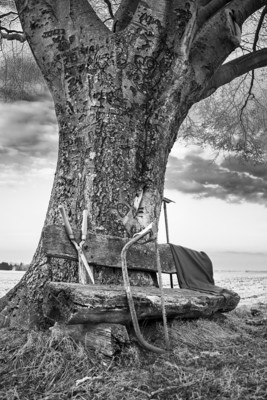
[103,0,114,20]
[204,48,267,96]
[0,27,26,42]
[0,11,18,19]
[230,0,267,27]
[239,70,254,144]
[197,0,231,29]
[237,7,267,142]
[253,5,267,50]
[0,26,24,35]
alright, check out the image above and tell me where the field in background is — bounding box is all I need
[1,269,266,306]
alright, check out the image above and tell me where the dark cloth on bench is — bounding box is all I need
[170,244,229,296]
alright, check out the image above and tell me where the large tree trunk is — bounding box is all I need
[0,0,243,328]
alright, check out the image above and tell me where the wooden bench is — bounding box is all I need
[42,224,240,355]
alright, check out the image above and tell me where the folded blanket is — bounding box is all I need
[170,244,231,296]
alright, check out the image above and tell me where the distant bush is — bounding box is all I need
[14,263,29,271]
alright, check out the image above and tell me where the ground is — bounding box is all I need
[0,303,266,400]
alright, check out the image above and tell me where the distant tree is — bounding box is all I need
[0,0,267,328]
[0,1,47,100]
[0,262,12,271]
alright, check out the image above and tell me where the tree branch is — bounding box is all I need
[14,0,109,37]
[204,48,267,96]
[253,5,267,50]
[103,0,114,20]
[0,11,18,19]
[230,0,267,27]
[0,27,26,42]
[0,26,24,35]
[12,0,110,93]
[113,0,140,32]
[190,0,267,87]
[239,69,254,145]
[197,0,231,30]
[237,5,267,140]
[68,0,109,35]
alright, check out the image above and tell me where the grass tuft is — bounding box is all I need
[0,304,267,399]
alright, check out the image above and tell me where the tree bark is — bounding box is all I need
[0,0,259,328]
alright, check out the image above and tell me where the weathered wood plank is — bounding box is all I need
[42,224,175,273]
[43,282,240,326]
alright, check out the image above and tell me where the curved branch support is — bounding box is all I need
[121,223,169,354]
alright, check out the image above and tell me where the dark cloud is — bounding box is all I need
[1,99,267,206]
[0,99,58,184]
[221,157,267,180]
[0,100,58,187]
[165,151,267,206]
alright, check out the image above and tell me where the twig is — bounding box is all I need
[133,388,151,397]
[150,382,197,397]
[103,0,114,19]
[237,5,267,150]
[0,26,24,35]
[103,17,113,24]
[0,11,18,19]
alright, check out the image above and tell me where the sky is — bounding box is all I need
[0,97,267,272]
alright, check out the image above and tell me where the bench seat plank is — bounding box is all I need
[43,282,240,325]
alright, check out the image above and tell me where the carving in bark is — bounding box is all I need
[0,0,266,328]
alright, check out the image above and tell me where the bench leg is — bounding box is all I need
[170,274,173,289]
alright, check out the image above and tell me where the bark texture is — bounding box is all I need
[0,0,263,328]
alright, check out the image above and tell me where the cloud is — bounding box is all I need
[1,100,266,207]
[165,148,267,206]
[0,99,58,186]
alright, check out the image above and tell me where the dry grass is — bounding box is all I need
[0,304,266,400]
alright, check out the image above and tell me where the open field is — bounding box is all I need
[1,269,267,306]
